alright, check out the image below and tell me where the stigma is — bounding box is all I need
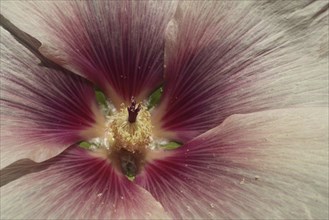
[127,97,141,123]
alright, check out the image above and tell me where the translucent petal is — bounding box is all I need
[139,108,328,219]
[153,1,328,141]
[1,1,177,107]
[0,146,170,219]
[0,28,105,168]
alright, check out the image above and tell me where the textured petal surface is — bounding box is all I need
[152,1,328,141]
[252,0,329,58]
[0,146,169,219]
[1,1,177,107]
[0,28,105,168]
[138,108,328,219]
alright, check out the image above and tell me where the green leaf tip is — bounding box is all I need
[79,141,92,149]
[95,90,107,107]
[148,86,163,109]
[160,141,182,150]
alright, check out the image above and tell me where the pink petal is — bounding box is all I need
[152,1,328,141]
[1,1,177,107]
[0,28,105,168]
[138,108,328,219]
[0,146,169,219]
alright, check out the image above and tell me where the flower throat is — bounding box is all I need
[83,96,153,179]
[109,98,152,177]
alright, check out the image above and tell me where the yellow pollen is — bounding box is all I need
[110,104,152,152]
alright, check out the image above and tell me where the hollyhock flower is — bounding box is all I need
[1,1,328,219]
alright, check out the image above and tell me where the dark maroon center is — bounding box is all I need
[127,97,141,123]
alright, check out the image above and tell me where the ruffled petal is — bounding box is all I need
[138,108,328,219]
[1,1,177,107]
[0,146,169,219]
[0,28,105,168]
[152,1,328,141]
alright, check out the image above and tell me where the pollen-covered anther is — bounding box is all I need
[110,103,152,153]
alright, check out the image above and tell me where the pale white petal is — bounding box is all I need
[1,147,170,219]
[0,28,105,168]
[139,108,328,219]
[153,1,328,141]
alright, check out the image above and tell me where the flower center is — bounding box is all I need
[100,98,152,177]
[84,95,170,179]
[110,98,152,153]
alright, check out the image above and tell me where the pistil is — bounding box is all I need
[110,98,152,153]
[127,97,141,123]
